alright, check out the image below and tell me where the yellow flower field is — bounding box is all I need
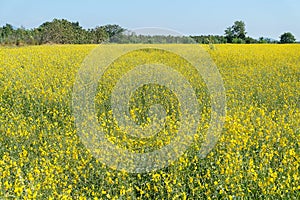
[0,44,299,199]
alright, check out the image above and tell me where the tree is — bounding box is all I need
[38,19,84,44]
[101,24,125,38]
[1,24,15,44]
[279,32,296,43]
[224,21,247,43]
[92,27,109,43]
[245,36,257,44]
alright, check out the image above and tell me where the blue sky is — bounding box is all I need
[0,0,299,40]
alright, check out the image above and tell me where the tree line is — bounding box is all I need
[0,19,124,45]
[0,19,297,45]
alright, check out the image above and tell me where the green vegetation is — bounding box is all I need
[0,19,123,45]
[0,19,297,45]
[224,21,247,43]
[280,32,296,43]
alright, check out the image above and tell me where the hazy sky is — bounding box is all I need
[0,0,299,40]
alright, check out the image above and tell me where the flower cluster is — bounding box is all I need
[0,44,299,199]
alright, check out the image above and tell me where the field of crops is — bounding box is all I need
[0,44,299,199]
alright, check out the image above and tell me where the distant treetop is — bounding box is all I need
[279,32,296,44]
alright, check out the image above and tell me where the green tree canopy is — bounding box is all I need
[38,19,84,44]
[100,24,125,38]
[224,21,247,43]
[279,32,296,43]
